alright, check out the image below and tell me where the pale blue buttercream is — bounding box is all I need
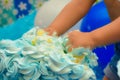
[0,27,98,80]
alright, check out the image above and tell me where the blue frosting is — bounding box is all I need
[0,27,98,80]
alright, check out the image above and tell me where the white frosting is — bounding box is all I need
[0,27,98,80]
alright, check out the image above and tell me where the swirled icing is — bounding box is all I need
[0,27,98,80]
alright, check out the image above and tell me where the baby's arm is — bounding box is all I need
[46,0,96,36]
[91,17,120,47]
[67,17,120,49]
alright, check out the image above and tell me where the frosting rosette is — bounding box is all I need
[0,27,98,80]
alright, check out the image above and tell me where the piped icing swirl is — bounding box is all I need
[0,27,98,80]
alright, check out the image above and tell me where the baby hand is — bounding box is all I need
[67,30,96,49]
[44,27,58,36]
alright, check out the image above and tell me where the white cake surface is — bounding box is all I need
[0,27,98,80]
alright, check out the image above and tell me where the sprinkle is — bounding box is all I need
[37,29,45,36]
[74,54,85,63]
[47,38,52,43]
[31,37,37,46]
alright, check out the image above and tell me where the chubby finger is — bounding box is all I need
[66,37,73,52]
[67,43,73,52]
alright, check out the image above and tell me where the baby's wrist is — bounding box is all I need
[89,31,99,48]
[45,26,58,36]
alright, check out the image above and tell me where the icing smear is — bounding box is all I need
[0,27,98,80]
